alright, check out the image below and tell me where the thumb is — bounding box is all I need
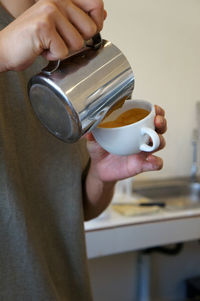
[84,132,96,141]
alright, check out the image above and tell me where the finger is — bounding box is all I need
[127,153,163,176]
[88,7,105,31]
[144,154,163,171]
[148,133,166,151]
[85,132,96,141]
[41,28,69,60]
[55,11,85,51]
[154,115,167,134]
[104,9,107,20]
[156,134,166,151]
[67,4,97,40]
[34,4,85,56]
[72,0,105,31]
[155,105,165,117]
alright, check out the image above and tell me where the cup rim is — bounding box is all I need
[97,99,155,131]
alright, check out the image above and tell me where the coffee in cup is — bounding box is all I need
[92,99,160,156]
[99,107,150,128]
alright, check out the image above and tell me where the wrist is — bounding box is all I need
[83,164,116,220]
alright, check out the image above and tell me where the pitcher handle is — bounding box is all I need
[86,33,102,49]
[42,33,102,75]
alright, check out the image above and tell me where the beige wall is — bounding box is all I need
[102,0,200,180]
[88,4,200,300]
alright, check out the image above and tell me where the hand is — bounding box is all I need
[0,0,106,71]
[34,0,107,31]
[86,105,167,182]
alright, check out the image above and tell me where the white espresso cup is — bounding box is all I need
[92,99,160,156]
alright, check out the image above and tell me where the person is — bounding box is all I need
[0,0,167,300]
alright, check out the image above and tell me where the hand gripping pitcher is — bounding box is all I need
[28,34,135,142]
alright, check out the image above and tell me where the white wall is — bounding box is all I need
[102,0,200,180]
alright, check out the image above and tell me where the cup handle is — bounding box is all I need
[139,127,160,152]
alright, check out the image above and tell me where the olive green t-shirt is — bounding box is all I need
[0,5,92,301]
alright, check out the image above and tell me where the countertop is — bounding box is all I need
[84,184,200,258]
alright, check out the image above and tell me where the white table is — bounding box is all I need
[85,206,200,259]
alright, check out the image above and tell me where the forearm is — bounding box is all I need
[83,163,116,221]
[0,0,34,17]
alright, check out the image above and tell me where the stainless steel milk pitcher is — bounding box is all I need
[28,34,135,142]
